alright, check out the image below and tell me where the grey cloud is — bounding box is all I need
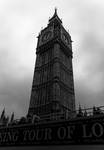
[0,0,104,118]
[0,74,32,118]
[67,0,104,108]
[75,77,104,109]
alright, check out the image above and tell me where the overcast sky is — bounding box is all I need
[0,0,104,118]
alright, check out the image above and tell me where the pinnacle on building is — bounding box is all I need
[28,9,75,120]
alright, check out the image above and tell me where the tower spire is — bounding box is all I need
[49,8,62,24]
[54,7,57,16]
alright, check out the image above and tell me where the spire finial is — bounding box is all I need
[55,7,57,15]
[49,7,62,24]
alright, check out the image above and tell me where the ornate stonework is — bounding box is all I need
[28,9,75,119]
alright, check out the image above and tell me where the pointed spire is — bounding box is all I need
[10,112,14,123]
[84,106,87,117]
[5,116,9,125]
[54,7,57,16]
[77,103,83,117]
[49,8,62,24]
[52,7,58,18]
[0,108,5,120]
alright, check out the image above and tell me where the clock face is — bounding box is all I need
[62,33,69,44]
[42,31,52,42]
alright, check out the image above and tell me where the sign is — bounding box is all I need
[0,115,104,146]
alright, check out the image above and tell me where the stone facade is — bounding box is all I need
[28,9,75,119]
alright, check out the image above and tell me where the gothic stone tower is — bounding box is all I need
[28,9,75,119]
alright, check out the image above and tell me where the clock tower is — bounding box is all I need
[28,9,75,120]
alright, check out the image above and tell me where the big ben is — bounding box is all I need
[28,9,75,120]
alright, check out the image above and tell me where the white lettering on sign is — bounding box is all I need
[82,124,92,138]
[29,130,36,141]
[0,131,19,143]
[0,121,104,145]
[57,127,66,140]
[44,128,52,140]
[23,128,52,142]
[92,123,104,137]
[36,129,44,140]
[67,125,75,139]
